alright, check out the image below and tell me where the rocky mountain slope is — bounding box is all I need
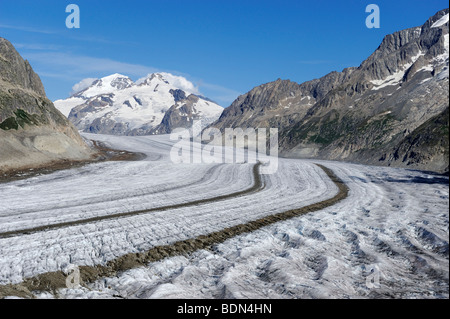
[0,37,93,173]
[54,73,224,135]
[210,9,449,173]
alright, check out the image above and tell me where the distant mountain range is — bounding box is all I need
[3,9,447,174]
[209,9,449,173]
[54,73,224,135]
[0,37,93,173]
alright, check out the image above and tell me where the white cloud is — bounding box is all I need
[22,52,159,78]
[159,72,200,94]
[71,78,98,95]
[12,43,64,51]
[195,81,242,106]
[0,23,57,34]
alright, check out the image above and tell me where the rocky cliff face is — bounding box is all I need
[0,37,93,173]
[148,94,213,135]
[210,9,449,173]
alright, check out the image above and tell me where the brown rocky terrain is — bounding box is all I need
[0,37,94,173]
[209,9,449,173]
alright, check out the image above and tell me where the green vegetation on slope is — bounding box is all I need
[0,109,40,130]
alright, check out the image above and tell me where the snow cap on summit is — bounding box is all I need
[137,72,200,95]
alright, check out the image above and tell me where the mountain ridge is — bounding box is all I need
[208,8,449,173]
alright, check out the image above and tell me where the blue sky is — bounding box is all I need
[0,0,448,106]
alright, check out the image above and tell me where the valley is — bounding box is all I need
[0,134,447,299]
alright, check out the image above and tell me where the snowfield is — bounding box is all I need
[53,73,224,135]
[0,134,448,299]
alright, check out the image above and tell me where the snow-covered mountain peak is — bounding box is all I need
[139,73,168,85]
[54,72,223,135]
[74,74,135,98]
[103,73,135,90]
[138,72,199,95]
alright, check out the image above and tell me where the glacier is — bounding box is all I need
[0,133,448,299]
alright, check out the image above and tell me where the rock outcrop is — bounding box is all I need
[0,37,93,173]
